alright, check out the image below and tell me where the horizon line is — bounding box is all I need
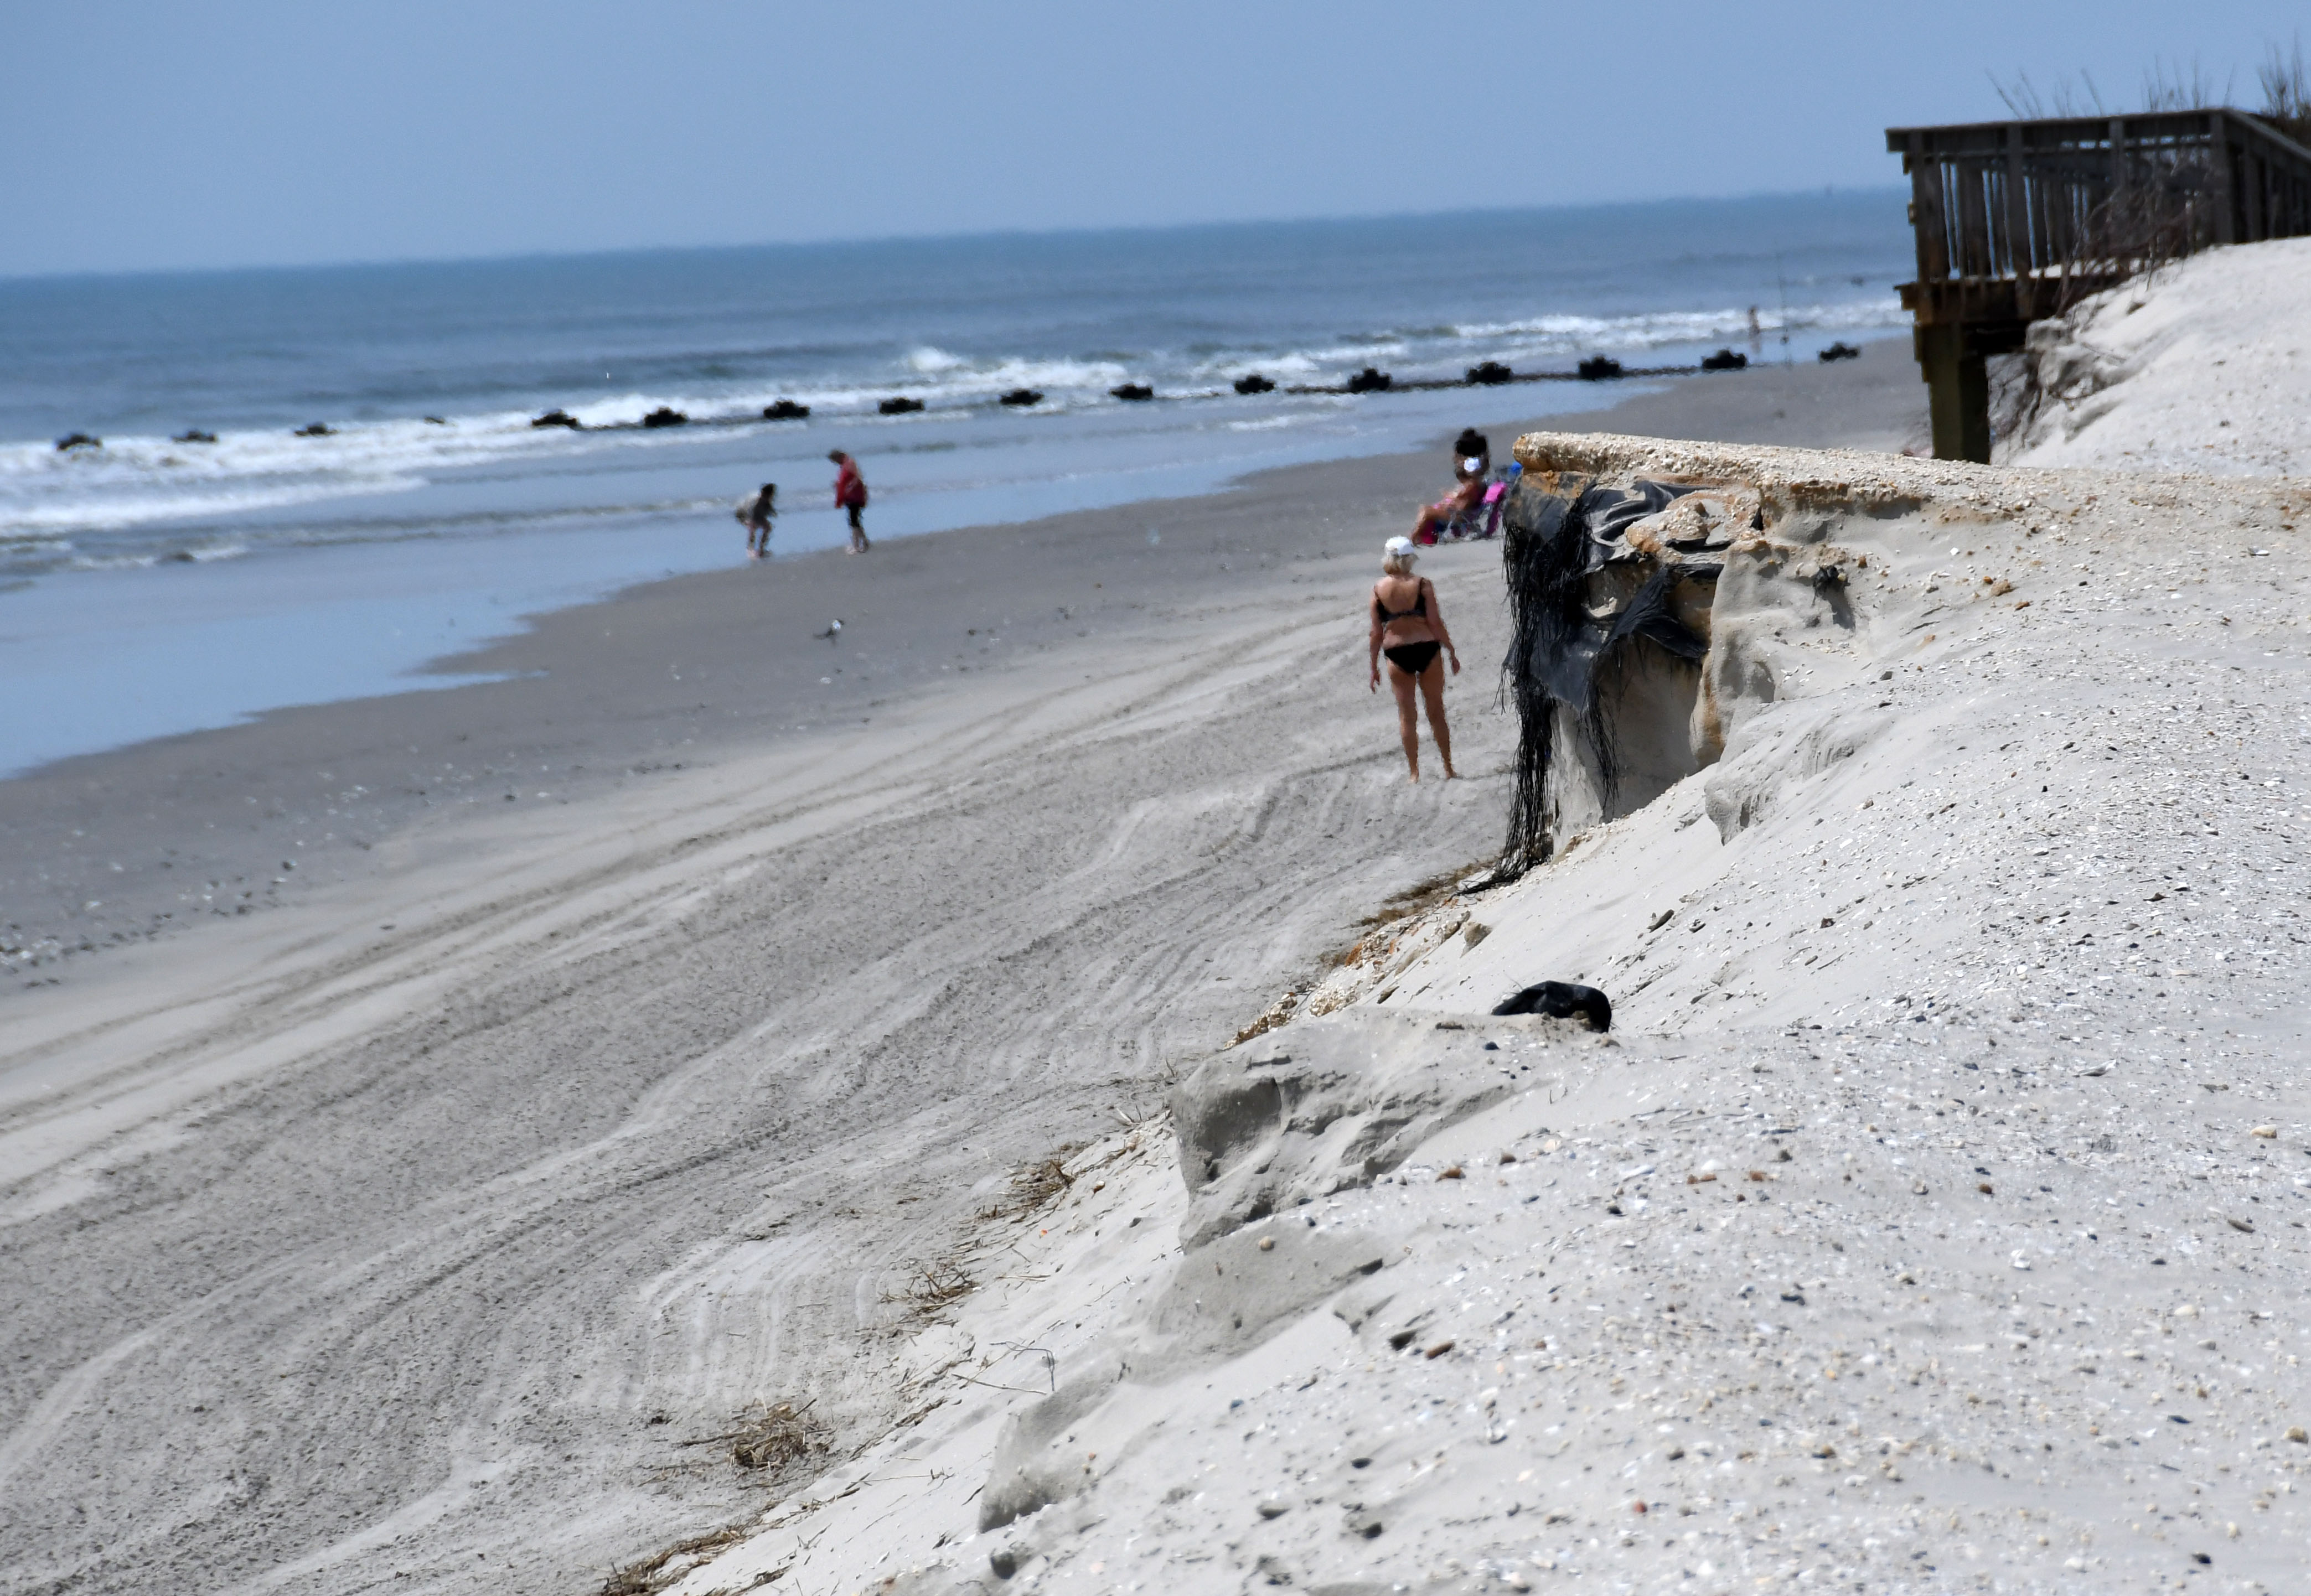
[0,184,1909,288]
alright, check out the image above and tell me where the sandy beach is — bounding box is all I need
[24,1,2311,1585]
[0,342,1976,1594]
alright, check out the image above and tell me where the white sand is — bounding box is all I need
[649,440,2311,1596]
[2006,236,2311,478]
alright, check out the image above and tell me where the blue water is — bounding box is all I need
[0,191,1914,774]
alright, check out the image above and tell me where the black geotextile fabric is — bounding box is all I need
[1496,477,1717,879]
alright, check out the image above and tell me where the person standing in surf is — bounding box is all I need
[829,451,870,553]
[1367,535,1460,781]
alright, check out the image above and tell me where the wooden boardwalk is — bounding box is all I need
[1887,110,2311,459]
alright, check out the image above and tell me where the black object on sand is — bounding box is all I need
[641,407,689,428]
[531,409,582,429]
[1700,348,1748,371]
[1576,356,1623,381]
[1233,374,1275,395]
[878,396,925,415]
[1345,366,1392,393]
[1000,388,1043,407]
[1818,342,1862,362]
[1466,360,1514,386]
[814,619,844,641]
[763,399,811,419]
[1110,383,1155,402]
[1490,981,1612,1032]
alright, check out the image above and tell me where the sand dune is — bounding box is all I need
[2006,235,2311,478]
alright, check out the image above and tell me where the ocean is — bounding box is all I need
[0,191,1914,774]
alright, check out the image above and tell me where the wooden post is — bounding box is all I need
[1919,324,1991,463]
[2208,111,2236,245]
[1906,131,1947,282]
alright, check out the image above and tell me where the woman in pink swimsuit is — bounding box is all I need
[1410,472,1486,544]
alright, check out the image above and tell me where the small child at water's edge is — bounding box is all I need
[737,483,777,558]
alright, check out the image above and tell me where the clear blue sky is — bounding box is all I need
[4,1,2302,277]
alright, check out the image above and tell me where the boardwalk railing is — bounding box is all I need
[1885,110,2311,460]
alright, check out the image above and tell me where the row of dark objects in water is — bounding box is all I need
[531,352,1784,433]
[50,344,1874,450]
[59,429,228,450]
[523,346,1868,435]
[55,417,444,450]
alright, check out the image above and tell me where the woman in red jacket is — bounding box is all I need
[829,450,870,553]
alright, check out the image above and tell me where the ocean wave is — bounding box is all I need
[1449,297,1905,346]
[0,474,429,537]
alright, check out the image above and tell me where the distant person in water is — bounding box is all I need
[1368,535,1460,781]
[738,482,777,558]
[829,450,870,553]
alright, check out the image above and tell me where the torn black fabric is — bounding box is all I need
[1495,475,1713,880]
[1601,566,1708,664]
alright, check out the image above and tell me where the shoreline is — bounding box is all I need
[0,340,1911,781]
[0,340,1924,988]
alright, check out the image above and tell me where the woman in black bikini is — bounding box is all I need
[1368,535,1460,781]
